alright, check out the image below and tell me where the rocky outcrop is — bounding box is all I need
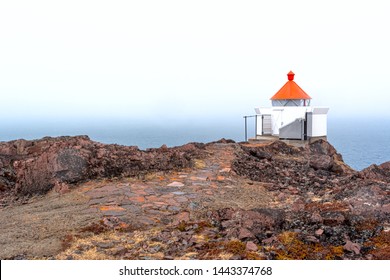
[226,139,390,259]
[1,136,390,260]
[210,208,285,241]
[359,162,390,183]
[232,140,355,194]
[0,136,205,198]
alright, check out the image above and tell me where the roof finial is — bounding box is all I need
[287,71,295,81]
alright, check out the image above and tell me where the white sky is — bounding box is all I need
[1,0,390,123]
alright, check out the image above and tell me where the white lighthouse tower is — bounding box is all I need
[255,71,329,141]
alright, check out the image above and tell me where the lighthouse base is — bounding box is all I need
[250,135,327,148]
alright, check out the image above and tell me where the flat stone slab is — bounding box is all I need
[99,205,125,211]
[167,182,185,187]
[101,211,127,217]
[157,187,179,193]
[120,204,141,213]
[175,196,189,203]
[172,191,186,195]
[89,197,113,205]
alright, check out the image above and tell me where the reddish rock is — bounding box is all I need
[213,208,284,239]
[102,216,121,228]
[291,201,305,211]
[360,162,390,183]
[343,240,361,255]
[238,228,255,240]
[322,212,345,226]
[53,181,70,194]
[232,139,354,188]
[242,219,254,229]
[141,203,154,209]
[305,235,319,243]
[167,182,185,187]
[128,196,145,203]
[287,186,299,195]
[308,139,343,162]
[309,155,333,171]
[219,168,231,174]
[145,195,160,202]
[173,212,190,224]
[175,196,189,203]
[262,236,277,244]
[221,220,236,229]
[381,203,390,213]
[246,241,258,251]
[215,208,235,221]
[311,212,324,224]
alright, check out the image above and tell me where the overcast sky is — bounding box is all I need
[1,0,390,123]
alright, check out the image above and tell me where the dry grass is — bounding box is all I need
[263,231,344,260]
[80,221,109,234]
[197,239,264,260]
[193,159,206,169]
[57,231,121,260]
[56,226,173,260]
[217,252,234,260]
[176,252,198,260]
[75,247,115,260]
[305,201,350,212]
[366,231,390,259]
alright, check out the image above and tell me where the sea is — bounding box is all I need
[1,117,389,171]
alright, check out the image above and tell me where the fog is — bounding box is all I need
[1,1,390,123]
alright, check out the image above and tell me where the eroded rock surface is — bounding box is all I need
[0,136,205,199]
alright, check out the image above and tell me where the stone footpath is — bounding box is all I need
[80,143,269,228]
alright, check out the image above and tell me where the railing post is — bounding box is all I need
[243,115,257,142]
[255,115,257,138]
[244,116,248,142]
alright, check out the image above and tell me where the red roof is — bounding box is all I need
[270,71,312,100]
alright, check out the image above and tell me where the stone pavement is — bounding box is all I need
[79,143,270,229]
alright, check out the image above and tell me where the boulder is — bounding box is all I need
[343,240,361,255]
[246,241,258,251]
[309,155,333,170]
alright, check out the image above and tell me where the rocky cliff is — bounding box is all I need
[0,136,389,260]
[0,136,205,199]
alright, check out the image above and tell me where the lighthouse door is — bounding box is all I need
[262,115,272,135]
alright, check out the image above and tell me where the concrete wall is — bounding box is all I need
[269,107,307,136]
[310,113,328,137]
[255,106,329,138]
[279,118,305,140]
[256,115,262,135]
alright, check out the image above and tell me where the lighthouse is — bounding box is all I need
[254,71,329,141]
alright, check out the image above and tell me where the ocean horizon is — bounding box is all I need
[1,117,389,171]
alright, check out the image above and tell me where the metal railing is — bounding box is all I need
[243,115,257,142]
